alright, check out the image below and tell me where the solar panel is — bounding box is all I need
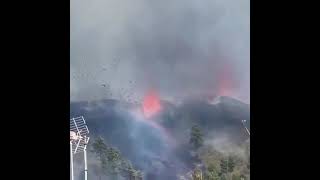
[70,116,90,154]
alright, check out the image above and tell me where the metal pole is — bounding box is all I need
[71,141,74,180]
[84,146,88,180]
[244,125,250,136]
[242,120,250,136]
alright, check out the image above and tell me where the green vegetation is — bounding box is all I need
[90,124,249,180]
[206,164,220,180]
[91,136,109,179]
[199,147,250,180]
[190,125,204,150]
[191,126,250,180]
[91,137,142,180]
[192,167,203,180]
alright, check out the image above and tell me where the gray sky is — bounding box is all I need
[71,0,250,103]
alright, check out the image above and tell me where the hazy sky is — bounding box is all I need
[71,0,250,103]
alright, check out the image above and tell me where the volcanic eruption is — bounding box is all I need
[216,63,236,97]
[142,90,162,119]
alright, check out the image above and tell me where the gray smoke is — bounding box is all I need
[70,0,250,103]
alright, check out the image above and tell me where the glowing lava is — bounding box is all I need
[216,64,235,97]
[142,90,162,118]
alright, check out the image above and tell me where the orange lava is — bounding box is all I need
[217,64,235,97]
[142,90,162,118]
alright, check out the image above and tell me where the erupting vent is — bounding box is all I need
[142,90,162,118]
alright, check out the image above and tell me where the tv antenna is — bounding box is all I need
[70,116,90,180]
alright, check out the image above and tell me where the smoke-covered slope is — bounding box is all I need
[70,96,250,179]
[154,96,250,143]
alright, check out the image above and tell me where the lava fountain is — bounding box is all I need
[216,64,236,97]
[135,90,177,148]
[142,90,162,119]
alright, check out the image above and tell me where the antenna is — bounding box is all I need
[70,116,90,180]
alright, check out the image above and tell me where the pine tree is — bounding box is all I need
[227,156,235,173]
[220,174,227,180]
[107,147,122,179]
[232,174,241,180]
[119,159,131,179]
[127,164,136,180]
[136,170,143,180]
[190,125,204,150]
[192,167,203,180]
[220,159,228,175]
[91,137,109,179]
[206,164,220,180]
[240,174,246,180]
[91,136,143,180]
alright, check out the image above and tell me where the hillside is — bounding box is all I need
[70,96,250,180]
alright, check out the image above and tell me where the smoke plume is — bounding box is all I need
[70,0,250,103]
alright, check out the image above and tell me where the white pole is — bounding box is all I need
[71,141,74,180]
[84,146,88,180]
[244,126,250,136]
[242,120,250,136]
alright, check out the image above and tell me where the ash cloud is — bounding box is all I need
[71,0,250,103]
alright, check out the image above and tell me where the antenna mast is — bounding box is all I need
[70,116,90,180]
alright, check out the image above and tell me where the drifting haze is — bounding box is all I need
[70,0,250,103]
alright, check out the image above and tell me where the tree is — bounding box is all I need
[220,155,235,175]
[240,174,246,180]
[127,164,137,180]
[119,159,131,179]
[106,147,122,179]
[136,170,143,180]
[119,158,143,180]
[91,136,144,180]
[220,174,227,180]
[91,137,109,179]
[227,156,235,173]
[231,174,241,180]
[190,125,204,150]
[107,147,121,166]
[206,164,220,180]
[192,167,203,180]
[220,159,228,175]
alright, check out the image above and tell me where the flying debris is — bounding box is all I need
[101,83,110,89]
